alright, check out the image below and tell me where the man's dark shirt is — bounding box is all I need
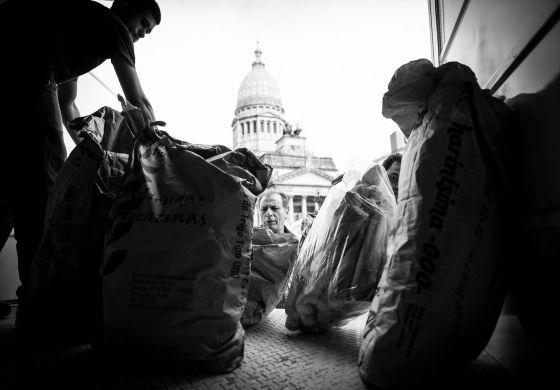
[0,0,135,85]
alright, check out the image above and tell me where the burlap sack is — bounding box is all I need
[359,59,513,389]
[102,129,271,373]
[26,106,132,346]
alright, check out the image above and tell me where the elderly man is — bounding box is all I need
[382,152,402,200]
[243,190,299,327]
[259,190,291,234]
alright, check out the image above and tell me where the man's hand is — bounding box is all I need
[145,120,166,141]
[118,94,165,140]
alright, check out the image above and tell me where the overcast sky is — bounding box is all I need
[73,0,431,172]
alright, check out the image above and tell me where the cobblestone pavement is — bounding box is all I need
[0,304,544,390]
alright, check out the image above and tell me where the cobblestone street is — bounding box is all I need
[1,306,551,389]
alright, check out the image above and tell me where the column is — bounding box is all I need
[288,195,294,226]
[253,206,260,227]
[301,196,307,219]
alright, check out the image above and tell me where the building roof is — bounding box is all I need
[259,153,338,172]
[273,167,335,185]
[236,43,283,110]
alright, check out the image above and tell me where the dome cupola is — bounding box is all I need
[236,43,283,111]
[232,43,288,154]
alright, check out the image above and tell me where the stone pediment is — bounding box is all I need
[273,168,334,186]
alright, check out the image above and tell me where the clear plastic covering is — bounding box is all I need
[284,164,396,332]
[241,227,299,327]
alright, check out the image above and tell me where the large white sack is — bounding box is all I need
[359,59,514,389]
[102,129,271,373]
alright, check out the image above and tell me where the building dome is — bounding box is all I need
[236,45,283,111]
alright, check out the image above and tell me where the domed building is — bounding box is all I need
[232,44,338,230]
[232,44,288,153]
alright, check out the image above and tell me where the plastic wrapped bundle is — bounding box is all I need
[241,227,299,327]
[285,165,395,333]
[102,126,272,373]
[359,59,514,389]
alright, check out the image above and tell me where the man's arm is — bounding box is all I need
[112,56,155,125]
[58,78,82,144]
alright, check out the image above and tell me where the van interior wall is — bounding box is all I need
[0,233,18,301]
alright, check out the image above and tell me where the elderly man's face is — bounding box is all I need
[386,161,401,199]
[260,193,288,234]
